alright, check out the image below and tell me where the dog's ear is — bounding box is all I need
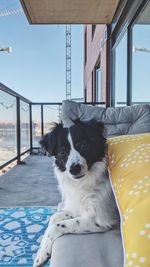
[71,114,84,125]
[73,118,104,133]
[81,119,105,141]
[73,118,82,125]
[94,120,105,136]
[39,123,63,156]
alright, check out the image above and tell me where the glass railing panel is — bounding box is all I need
[32,105,42,147]
[0,90,17,167]
[20,100,30,153]
[43,104,61,135]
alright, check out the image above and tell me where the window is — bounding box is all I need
[92,59,101,102]
[84,87,87,102]
[111,0,150,107]
[92,70,95,102]
[95,61,101,102]
[114,32,127,106]
[132,1,150,104]
[84,28,87,65]
[92,24,96,39]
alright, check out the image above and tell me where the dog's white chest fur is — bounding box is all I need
[54,160,118,227]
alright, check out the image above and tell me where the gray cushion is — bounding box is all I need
[51,228,123,267]
[51,101,150,267]
[61,100,150,137]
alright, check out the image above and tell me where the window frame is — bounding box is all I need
[84,27,87,65]
[110,0,150,106]
[92,24,96,39]
[94,57,101,102]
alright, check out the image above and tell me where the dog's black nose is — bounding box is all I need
[70,163,81,175]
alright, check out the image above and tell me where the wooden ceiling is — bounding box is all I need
[20,0,120,24]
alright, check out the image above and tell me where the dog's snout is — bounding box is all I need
[70,163,81,175]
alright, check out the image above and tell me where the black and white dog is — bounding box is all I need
[33,119,119,267]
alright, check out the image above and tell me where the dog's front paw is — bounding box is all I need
[33,223,65,267]
[50,211,73,225]
[33,233,52,267]
[33,248,50,267]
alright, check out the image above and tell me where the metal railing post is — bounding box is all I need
[16,97,26,165]
[16,97,21,164]
[41,104,44,137]
[29,103,33,154]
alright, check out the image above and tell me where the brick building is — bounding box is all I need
[84,25,107,103]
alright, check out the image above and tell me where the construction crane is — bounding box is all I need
[66,25,72,100]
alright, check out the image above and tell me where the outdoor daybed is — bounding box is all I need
[50,100,150,267]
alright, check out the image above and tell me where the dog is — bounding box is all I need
[33,119,119,267]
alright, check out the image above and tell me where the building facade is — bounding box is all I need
[84,24,107,103]
[84,0,150,107]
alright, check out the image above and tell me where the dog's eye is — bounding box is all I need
[75,141,81,148]
[75,141,87,151]
[58,150,66,156]
[81,143,87,150]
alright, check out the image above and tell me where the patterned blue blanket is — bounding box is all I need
[0,207,56,266]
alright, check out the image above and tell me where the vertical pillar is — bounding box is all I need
[16,97,21,164]
[29,103,33,154]
[41,104,44,137]
[106,24,111,107]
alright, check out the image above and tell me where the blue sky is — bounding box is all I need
[0,0,83,102]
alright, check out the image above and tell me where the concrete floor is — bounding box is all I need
[0,155,61,207]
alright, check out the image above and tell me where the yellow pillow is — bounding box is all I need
[107,133,150,267]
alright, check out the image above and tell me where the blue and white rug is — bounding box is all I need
[0,207,56,266]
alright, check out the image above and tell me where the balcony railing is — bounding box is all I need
[116,101,150,106]
[0,83,106,170]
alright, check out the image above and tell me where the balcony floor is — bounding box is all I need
[0,155,61,207]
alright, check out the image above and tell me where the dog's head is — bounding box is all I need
[40,119,106,179]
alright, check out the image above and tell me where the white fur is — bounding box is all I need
[33,134,118,267]
[66,132,88,178]
[55,160,116,225]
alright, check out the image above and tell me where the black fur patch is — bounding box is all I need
[70,119,106,168]
[40,123,70,172]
